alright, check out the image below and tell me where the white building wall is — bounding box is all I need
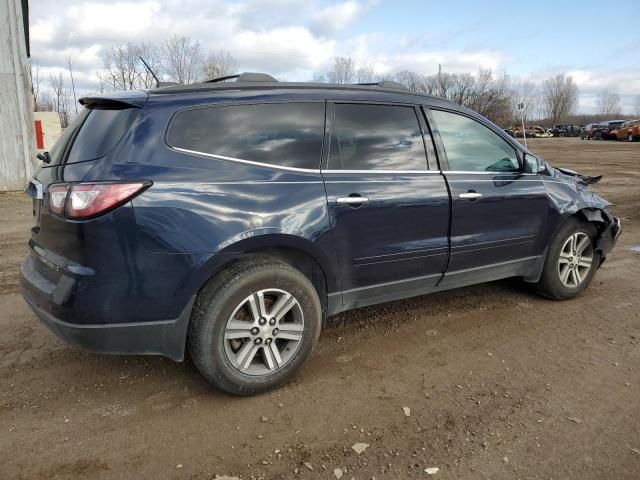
[0,0,36,191]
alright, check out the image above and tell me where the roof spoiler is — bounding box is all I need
[79,90,149,109]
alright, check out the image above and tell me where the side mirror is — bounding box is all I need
[523,153,545,174]
[37,152,51,164]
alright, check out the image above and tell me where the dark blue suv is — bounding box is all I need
[21,73,621,395]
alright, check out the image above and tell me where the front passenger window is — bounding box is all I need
[431,110,519,172]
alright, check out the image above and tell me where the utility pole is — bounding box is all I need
[67,57,77,114]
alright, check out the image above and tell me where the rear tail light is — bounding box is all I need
[48,181,151,219]
[48,184,69,215]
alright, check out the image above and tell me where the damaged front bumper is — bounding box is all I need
[597,215,621,264]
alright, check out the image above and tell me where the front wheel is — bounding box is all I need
[188,256,322,395]
[535,219,600,300]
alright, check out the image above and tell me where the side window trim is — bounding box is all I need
[422,107,450,171]
[425,106,524,173]
[413,105,439,171]
[164,100,326,173]
[322,101,432,174]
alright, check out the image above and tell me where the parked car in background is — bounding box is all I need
[533,126,553,138]
[581,123,600,140]
[615,119,640,142]
[551,124,582,137]
[513,126,537,138]
[595,120,626,140]
[21,73,621,395]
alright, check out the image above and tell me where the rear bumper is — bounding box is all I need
[20,256,194,361]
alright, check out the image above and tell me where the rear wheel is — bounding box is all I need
[188,256,321,395]
[535,219,600,300]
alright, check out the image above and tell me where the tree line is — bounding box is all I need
[30,37,640,128]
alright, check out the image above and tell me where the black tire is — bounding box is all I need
[535,218,601,300]
[188,256,322,395]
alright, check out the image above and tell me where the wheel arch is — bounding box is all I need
[194,233,339,322]
[550,208,612,257]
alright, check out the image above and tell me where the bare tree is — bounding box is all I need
[37,91,56,112]
[356,63,377,83]
[634,95,640,118]
[29,59,42,110]
[542,74,578,126]
[464,70,512,124]
[99,43,142,90]
[163,35,202,84]
[512,80,539,122]
[137,43,164,88]
[311,72,327,83]
[49,72,70,127]
[596,89,621,115]
[202,50,238,80]
[67,57,78,114]
[327,57,355,84]
[98,42,162,91]
[393,70,428,93]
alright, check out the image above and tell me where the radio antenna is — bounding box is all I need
[139,56,160,87]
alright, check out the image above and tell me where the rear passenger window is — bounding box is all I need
[327,104,428,171]
[430,110,519,172]
[167,103,325,170]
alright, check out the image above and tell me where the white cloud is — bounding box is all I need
[30,0,637,114]
[68,1,161,38]
[310,1,364,37]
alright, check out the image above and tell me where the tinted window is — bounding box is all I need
[327,104,428,171]
[64,108,139,164]
[48,109,88,165]
[431,110,519,172]
[167,103,325,170]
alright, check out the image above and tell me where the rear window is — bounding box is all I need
[49,107,139,165]
[166,103,325,170]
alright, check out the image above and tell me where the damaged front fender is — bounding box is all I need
[547,166,621,262]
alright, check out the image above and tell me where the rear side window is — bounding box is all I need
[54,107,139,165]
[166,103,325,170]
[327,104,428,171]
[430,110,519,172]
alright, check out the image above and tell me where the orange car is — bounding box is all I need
[615,119,640,141]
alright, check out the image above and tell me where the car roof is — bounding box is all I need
[147,71,449,105]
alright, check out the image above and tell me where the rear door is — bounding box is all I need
[322,102,450,309]
[426,108,548,288]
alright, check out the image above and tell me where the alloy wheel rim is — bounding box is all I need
[223,288,304,377]
[557,232,593,288]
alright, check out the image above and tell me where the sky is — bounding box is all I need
[29,0,640,114]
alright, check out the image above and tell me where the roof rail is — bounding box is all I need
[357,80,408,91]
[204,72,279,83]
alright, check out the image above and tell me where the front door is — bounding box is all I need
[322,102,450,309]
[426,108,549,288]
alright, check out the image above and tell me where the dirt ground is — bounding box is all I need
[1,138,639,480]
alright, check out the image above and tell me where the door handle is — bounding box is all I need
[335,196,369,205]
[458,192,482,200]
